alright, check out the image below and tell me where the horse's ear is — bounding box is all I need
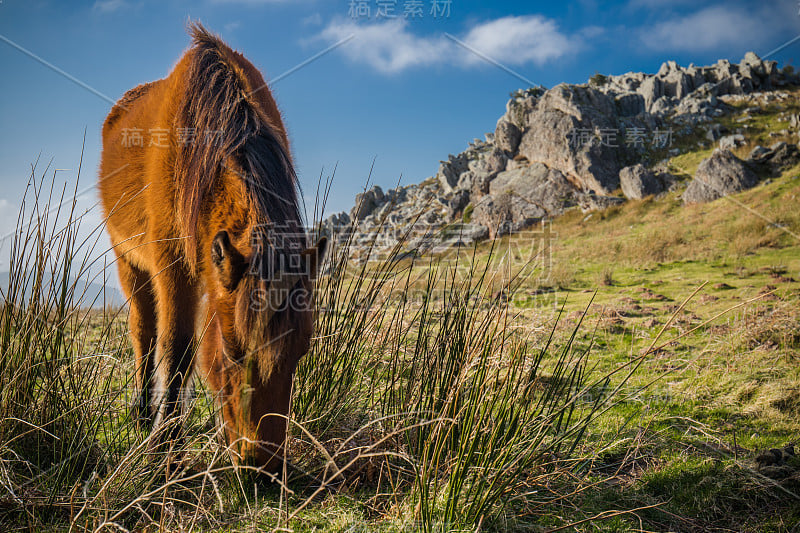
[302,237,328,279]
[211,230,247,291]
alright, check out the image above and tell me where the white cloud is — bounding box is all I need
[318,18,448,74]
[316,15,580,74]
[460,16,579,67]
[92,0,128,13]
[639,4,796,53]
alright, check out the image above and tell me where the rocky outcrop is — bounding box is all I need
[683,149,759,204]
[323,52,796,254]
[599,52,787,123]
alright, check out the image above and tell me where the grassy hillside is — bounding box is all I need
[488,169,800,530]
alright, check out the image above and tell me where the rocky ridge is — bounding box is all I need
[321,52,799,256]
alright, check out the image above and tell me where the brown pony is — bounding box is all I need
[99,22,326,473]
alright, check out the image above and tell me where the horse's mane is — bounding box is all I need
[176,22,303,265]
[177,23,310,369]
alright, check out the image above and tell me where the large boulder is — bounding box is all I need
[619,164,665,199]
[747,141,800,174]
[517,84,622,195]
[683,149,758,204]
[471,163,578,237]
[662,68,692,99]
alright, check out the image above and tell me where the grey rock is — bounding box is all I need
[765,141,800,170]
[331,51,798,254]
[619,164,665,199]
[431,223,491,253]
[650,96,676,116]
[673,89,719,120]
[351,185,385,221]
[437,152,470,193]
[748,145,771,161]
[504,157,529,172]
[683,149,758,203]
[504,93,540,128]
[494,119,522,153]
[517,84,622,194]
[451,223,490,242]
[662,68,692,99]
[471,163,578,237]
[455,170,476,192]
[467,148,507,183]
[741,52,766,79]
[638,76,663,111]
[576,193,626,213]
[446,190,470,220]
[719,133,745,150]
[615,92,646,117]
[319,211,351,238]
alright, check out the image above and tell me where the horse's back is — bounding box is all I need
[102,80,159,136]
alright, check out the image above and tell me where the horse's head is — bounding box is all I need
[202,225,327,473]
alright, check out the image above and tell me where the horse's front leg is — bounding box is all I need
[150,262,198,448]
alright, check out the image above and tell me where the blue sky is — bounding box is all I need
[0,0,797,274]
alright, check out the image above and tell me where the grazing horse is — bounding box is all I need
[99,22,326,473]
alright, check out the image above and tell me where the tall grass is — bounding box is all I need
[0,163,638,531]
[0,163,230,531]
[291,213,634,530]
[0,160,138,526]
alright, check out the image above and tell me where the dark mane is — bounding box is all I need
[176,22,303,263]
